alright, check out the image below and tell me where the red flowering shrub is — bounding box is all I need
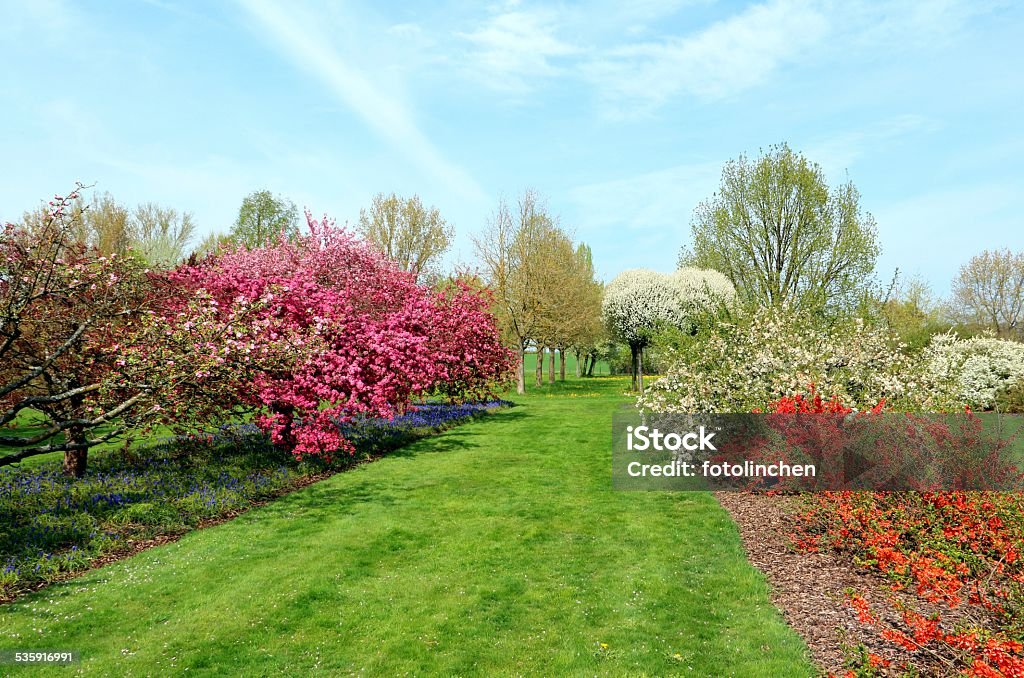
[721,386,1020,493]
[776,390,1024,675]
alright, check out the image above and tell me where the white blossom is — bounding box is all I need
[602,267,736,345]
[924,334,1024,409]
[639,307,962,414]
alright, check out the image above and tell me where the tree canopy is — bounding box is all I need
[603,267,735,392]
[230,190,298,249]
[951,248,1024,338]
[684,143,879,312]
[357,192,453,280]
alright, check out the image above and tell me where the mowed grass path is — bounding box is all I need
[1,377,813,676]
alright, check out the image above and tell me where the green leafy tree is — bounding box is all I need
[230,190,298,249]
[683,143,880,312]
[358,193,453,280]
[878,273,951,350]
[565,244,605,378]
[195,232,234,257]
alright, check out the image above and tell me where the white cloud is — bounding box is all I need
[458,8,581,92]
[236,0,485,203]
[581,0,829,113]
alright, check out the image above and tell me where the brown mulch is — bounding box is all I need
[715,491,981,677]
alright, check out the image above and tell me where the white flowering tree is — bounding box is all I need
[602,268,735,392]
[925,334,1024,409]
[670,267,737,317]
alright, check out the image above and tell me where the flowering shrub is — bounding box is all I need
[1,188,301,476]
[169,212,514,458]
[639,307,962,414]
[730,384,1024,674]
[925,334,1024,410]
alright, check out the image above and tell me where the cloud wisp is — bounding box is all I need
[582,0,829,113]
[236,0,485,202]
[458,8,581,92]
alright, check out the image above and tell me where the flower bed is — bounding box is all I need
[794,490,1024,676]
[721,387,1024,675]
[0,400,509,600]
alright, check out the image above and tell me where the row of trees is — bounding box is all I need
[30,187,456,284]
[21,190,197,267]
[473,190,604,394]
[1,187,512,477]
[198,190,455,283]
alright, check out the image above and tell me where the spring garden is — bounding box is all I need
[3,143,1024,677]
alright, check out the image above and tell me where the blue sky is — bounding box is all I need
[1,0,1021,295]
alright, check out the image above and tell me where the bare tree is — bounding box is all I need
[22,192,196,267]
[952,249,1024,337]
[133,202,196,266]
[473,190,553,394]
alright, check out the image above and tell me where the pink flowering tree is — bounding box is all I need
[172,212,514,459]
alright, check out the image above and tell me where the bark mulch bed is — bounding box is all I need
[716,491,976,677]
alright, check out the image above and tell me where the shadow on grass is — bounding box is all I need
[249,408,537,521]
[0,403,527,606]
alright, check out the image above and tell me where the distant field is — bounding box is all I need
[522,349,613,377]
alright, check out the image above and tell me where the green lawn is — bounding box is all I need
[0,376,813,676]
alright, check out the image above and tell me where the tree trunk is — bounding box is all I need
[629,345,638,390]
[638,346,645,394]
[535,346,544,387]
[574,350,582,378]
[62,425,87,478]
[559,348,566,381]
[517,348,526,395]
[548,347,555,384]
